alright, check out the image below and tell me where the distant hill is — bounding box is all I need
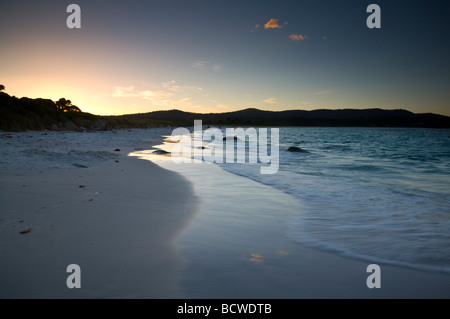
[1,91,449,131]
[120,108,450,128]
[0,92,173,131]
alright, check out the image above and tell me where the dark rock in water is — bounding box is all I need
[287,146,309,153]
[152,150,170,155]
[197,146,207,149]
[73,163,88,168]
[114,149,121,152]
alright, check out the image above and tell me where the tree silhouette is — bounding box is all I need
[0,84,5,91]
[55,98,81,112]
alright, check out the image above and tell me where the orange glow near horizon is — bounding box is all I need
[4,74,450,117]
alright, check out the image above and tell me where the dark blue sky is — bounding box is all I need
[1,0,449,115]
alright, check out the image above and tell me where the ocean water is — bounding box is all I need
[162,127,450,274]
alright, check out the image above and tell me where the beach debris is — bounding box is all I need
[19,227,33,234]
[287,146,309,153]
[115,160,120,163]
[79,185,86,189]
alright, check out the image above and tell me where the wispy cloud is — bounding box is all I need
[111,82,206,110]
[162,80,181,90]
[264,98,279,104]
[112,86,138,98]
[192,58,211,70]
[192,58,222,72]
[264,19,283,29]
[289,34,309,41]
[314,90,333,95]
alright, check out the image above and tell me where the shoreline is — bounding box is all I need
[148,152,450,298]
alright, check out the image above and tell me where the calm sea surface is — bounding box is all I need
[211,127,450,273]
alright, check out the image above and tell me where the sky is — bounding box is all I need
[1,0,449,116]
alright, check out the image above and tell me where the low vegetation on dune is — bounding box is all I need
[0,86,173,132]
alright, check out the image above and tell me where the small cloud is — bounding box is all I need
[213,64,222,72]
[112,86,138,98]
[264,18,283,29]
[251,24,260,32]
[322,36,328,40]
[162,80,180,90]
[301,101,310,105]
[264,98,279,104]
[283,21,288,25]
[289,34,309,41]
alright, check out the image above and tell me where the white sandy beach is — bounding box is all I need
[1,129,450,298]
[0,129,198,298]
